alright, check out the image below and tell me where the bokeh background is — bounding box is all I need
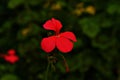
[0,0,120,80]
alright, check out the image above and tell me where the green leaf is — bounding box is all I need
[17,12,32,24]
[28,0,41,6]
[8,0,24,9]
[0,21,13,32]
[79,18,100,38]
[0,65,7,71]
[83,25,99,38]
[30,24,41,35]
[1,74,19,80]
[78,53,92,73]
[1,21,13,31]
[101,19,112,28]
[92,35,116,50]
[93,58,115,79]
[74,38,82,48]
[107,4,117,14]
[107,3,120,14]
[57,62,66,73]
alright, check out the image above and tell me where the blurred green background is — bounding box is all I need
[0,0,120,80]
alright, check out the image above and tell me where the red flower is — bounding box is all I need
[7,49,16,55]
[4,49,19,64]
[4,55,19,64]
[41,18,77,53]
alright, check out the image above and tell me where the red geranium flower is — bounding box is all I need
[41,18,77,53]
[4,49,19,64]
[7,49,16,55]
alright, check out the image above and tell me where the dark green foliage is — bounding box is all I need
[0,0,120,80]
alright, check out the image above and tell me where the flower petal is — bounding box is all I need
[7,49,16,55]
[43,18,62,33]
[52,18,62,33]
[56,37,73,53]
[60,32,77,42]
[4,55,19,64]
[43,20,55,31]
[41,36,56,53]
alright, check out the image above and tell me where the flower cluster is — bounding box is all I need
[0,18,77,65]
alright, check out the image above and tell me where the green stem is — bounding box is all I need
[59,53,70,72]
[51,63,56,71]
[45,62,50,80]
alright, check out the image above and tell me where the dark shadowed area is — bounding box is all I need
[0,0,120,80]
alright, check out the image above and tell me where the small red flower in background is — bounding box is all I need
[7,49,16,55]
[3,49,19,64]
[41,18,77,53]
